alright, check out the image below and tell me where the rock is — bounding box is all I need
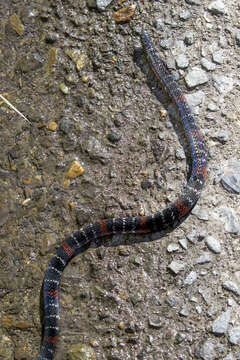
[185,0,201,4]
[168,260,185,274]
[184,271,197,285]
[213,75,233,94]
[45,32,59,43]
[10,14,24,35]
[195,339,217,360]
[184,32,195,45]
[179,238,188,249]
[211,309,231,335]
[175,148,186,160]
[205,236,221,254]
[179,10,191,21]
[201,58,216,71]
[221,160,240,194]
[212,50,224,64]
[218,208,239,234]
[87,0,113,10]
[185,90,205,108]
[59,117,75,134]
[83,136,110,164]
[107,130,121,143]
[167,243,180,253]
[185,67,209,88]
[195,252,212,265]
[192,206,209,221]
[212,131,229,144]
[222,281,240,297]
[179,307,190,317]
[154,18,164,30]
[148,317,162,329]
[160,39,170,50]
[236,30,240,47]
[65,161,84,179]
[223,354,235,360]
[228,327,240,345]
[187,230,198,244]
[175,54,189,69]
[208,1,227,15]
[207,103,218,111]
[67,343,96,360]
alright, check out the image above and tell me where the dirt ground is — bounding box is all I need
[0,0,239,359]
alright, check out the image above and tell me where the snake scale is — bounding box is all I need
[36,31,208,359]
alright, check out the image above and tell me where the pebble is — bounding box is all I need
[219,208,239,234]
[221,160,240,194]
[87,0,113,10]
[184,32,195,45]
[175,332,186,344]
[160,39,170,50]
[107,130,121,143]
[168,260,185,274]
[113,4,136,23]
[179,238,188,249]
[48,121,58,131]
[186,230,198,244]
[208,305,218,317]
[196,305,202,314]
[148,317,162,329]
[179,307,189,317]
[59,117,75,134]
[205,236,221,254]
[208,0,227,15]
[212,50,224,64]
[223,354,235,360]
[201,58,216,71]
[185,67,209,88]
[185,0,201,5]
[45,32,59,43]
[184,271,197,285]
[67,343,96,360]
[213,75,233,94]
[175,148,186,160]
[211,308,231,335]
[66,161,84,179]
[10,14,24,36]
[141,179,153,190]
[195,252,212,265]
[192,206,209,221]
[212,130,229,143]
[154,18,164,30]
[179,10,191,21]
[59,82,70,94]
[195,339,216,360]
[189,91,206,108]
[228,327,240,345]
[167,243,180,253]
[236,30,240,47]
[222,280,240,297]
[207,102,218,111]
[175,54,189,69]
[83,136,110,164]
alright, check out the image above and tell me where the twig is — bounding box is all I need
[0,94,31,124]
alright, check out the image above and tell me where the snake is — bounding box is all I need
[36,31,208,359]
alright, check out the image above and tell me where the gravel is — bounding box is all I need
[0,1,239,359]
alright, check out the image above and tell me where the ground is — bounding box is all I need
[0,1,240,359]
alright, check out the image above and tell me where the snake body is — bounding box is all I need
[36,32,208,359]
